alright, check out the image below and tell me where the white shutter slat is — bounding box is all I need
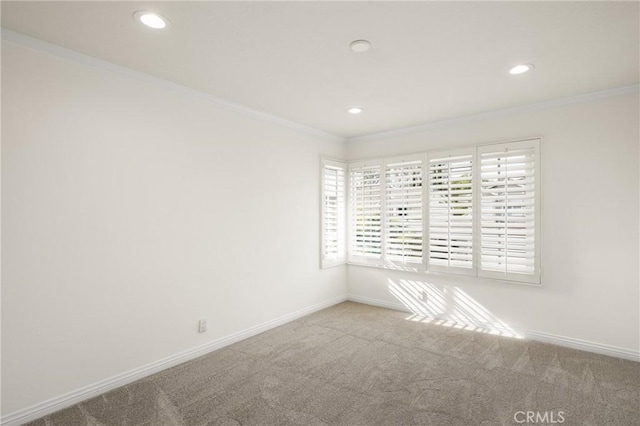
[322,161,346,266]
[427,150,475,274]
[349,163,383,262]
[478,140,540,283]
[321,161,346,267]
[385,160,424,265]
[343,139,540,284]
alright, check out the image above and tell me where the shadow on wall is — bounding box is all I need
[388,278,522,339]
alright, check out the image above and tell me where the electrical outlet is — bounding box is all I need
[198,319,207,333]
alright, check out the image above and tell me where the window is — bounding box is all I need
[348,161,382,264]
[427,149,475,275]
[325,138,541,284]
[385,156,424,265]
[321,159,346,267]
[478,139,540,283]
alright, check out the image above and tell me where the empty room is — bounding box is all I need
[1,1,639,425]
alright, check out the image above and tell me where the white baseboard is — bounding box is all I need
[520,330,640,362]
[347,294,410,313]
[5,293,636,425]
[1,295,348,426]
[347,294,640,363]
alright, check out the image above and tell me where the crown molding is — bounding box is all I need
[1,28,346,144]
[347,84,640,143]
[3,28,637,146]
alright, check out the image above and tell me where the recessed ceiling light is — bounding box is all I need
[348,107,363,114]
[350,40,371,53]
[509,64,534,75]
[134,11,170,29]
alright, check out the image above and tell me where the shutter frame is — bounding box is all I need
[340,138,541,286]
[321,158,346,268]
[384,154,425,267]
[477,139,541,284]
[426,148,477,276]
[348,160,383,266]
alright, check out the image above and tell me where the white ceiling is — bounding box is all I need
[2,1,639,138]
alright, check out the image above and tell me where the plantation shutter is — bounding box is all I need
[321,159,346,267]
[349,162,382,263]
[384,157,424,265]
[427,149,475,274]
[478,139,540,283]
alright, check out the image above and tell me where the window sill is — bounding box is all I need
[321,259,347,269]
[346,261,542,287]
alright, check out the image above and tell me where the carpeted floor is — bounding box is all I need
[25,302,639,425]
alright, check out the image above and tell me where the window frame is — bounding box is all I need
[346,159,384,267]
[383,154,426,270]
[477,139,541,284]
[337,137,542,285]
[425,147,478,277]
[320,158,347,268]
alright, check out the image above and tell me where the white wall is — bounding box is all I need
[3,33,638,420]
[1,41,346,416]
[346,91,640,354]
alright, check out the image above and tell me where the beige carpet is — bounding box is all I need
[25,302,639,425]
